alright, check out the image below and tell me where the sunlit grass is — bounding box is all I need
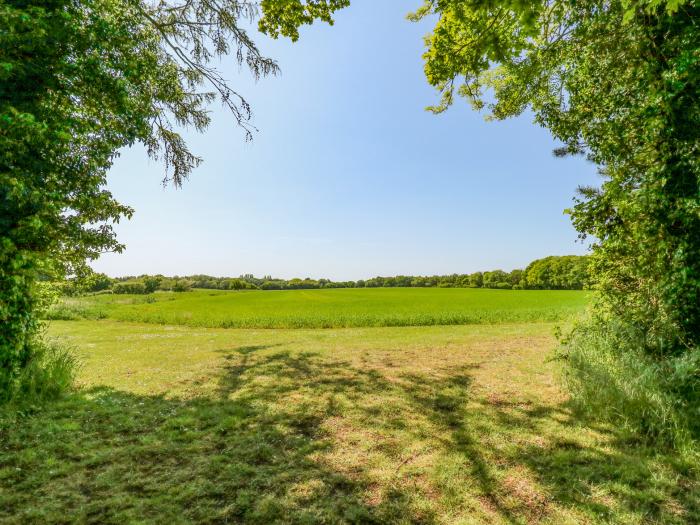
[1,320,697,524]
[46,287,591,329]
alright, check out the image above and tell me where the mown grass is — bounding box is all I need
[1,320,697,524]
[45,287,591,329]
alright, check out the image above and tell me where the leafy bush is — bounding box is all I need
[172,280,193,292]
[143,277,161,294]
[223,278,246,290]
[561,319,700,450]
[113,282,148,295]
[85,273,113,292]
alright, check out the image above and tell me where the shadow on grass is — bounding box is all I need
[1,345,698,524]
[0,346,426,524]
[397,370,699,524]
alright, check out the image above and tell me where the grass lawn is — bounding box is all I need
[2,320,698,524]
[47,287,591,328]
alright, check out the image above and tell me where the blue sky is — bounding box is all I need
[94,0,599,280]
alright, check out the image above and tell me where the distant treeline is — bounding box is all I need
[62,255,590,295]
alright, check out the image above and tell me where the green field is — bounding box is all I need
[4,289,698,523]
[48,287,591,328]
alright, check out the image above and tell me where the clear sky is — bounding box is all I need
[94,0,599,280]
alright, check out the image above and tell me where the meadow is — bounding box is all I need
[47,287,590,329]
[3,289,698,524]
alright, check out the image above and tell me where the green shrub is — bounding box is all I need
[143,277,161,294]
[494,282,512,290]
[261,280,284,290]
[85,273,113,292]
[561,319,700,450]
[172,280,193,292]
[113,281,147,294]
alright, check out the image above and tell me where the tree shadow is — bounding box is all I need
[395,369,700,524]
[2,345,698,524]
[1,346,433,524]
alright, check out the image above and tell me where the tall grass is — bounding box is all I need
[561,319,700,451]
[43,298,108,321]
[1,338,77,406]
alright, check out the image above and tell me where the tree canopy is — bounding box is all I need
[411,0,699,350]
[57,255,590,295]
[0,0,348,397]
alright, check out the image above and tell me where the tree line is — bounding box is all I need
[65,255,590,295]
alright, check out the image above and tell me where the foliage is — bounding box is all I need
[0,0,345,397]
[171,279,193,292]
[524,256,590,290]
[84,273,114,293]
[258,0,350,41]
[483,270,510,289]
[142,276,161,294]
[113,282,148,295]
[411,0,699,444]
[60,255,590,294]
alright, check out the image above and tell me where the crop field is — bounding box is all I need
[47,287,591,329]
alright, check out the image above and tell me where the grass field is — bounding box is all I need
[47,288,591,329]
[3,290,698,523]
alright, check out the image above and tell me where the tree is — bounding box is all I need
[143,277,162,294]
[0,0,348,397]
[172,280,193,293]
[229,279,246,291]
[411,0,698,347]
[524,256,589,290]
[483,270,510,289]
[468,272,483,288]
[508,269,524,289]
[411,0,699,442]
[85,273,114,293]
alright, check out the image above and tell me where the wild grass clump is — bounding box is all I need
[561,319,700,451]
[1,338,77,407]
[43,298,107,321]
